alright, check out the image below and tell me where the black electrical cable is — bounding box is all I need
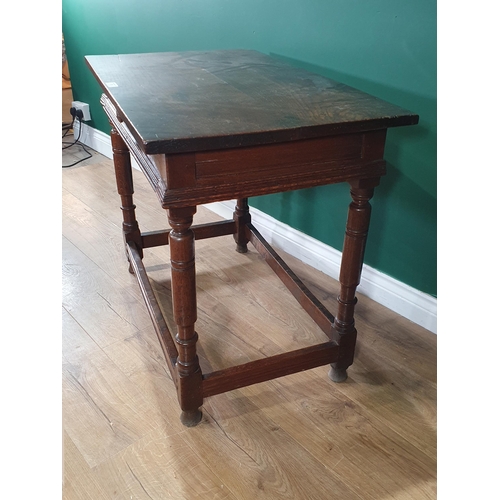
[62,120,75,143]
[62,112,82,149]
[62,115,93,168]
[62,120,73,139]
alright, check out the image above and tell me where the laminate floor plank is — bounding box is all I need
[101,326,188,437]
[62,308,171,469]
[327,348,437,459]
[63,430,113,500]
[62,236,149,347]
[180,401,364,500]
[254,371,436,498]
[92,427,237,500]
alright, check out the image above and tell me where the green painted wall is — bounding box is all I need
[62,0,436,296]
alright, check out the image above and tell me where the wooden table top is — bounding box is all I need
[86,50,418,155]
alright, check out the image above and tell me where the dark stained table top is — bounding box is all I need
[86,50,418,155]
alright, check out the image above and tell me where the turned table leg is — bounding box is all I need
[110,126,143,272]
[329,178,379,383]
[233,198,251,253]
[168,207,203,426]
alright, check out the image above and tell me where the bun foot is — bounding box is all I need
[180,409,203,427]
[328,365,348,383]
[236,243,248,254]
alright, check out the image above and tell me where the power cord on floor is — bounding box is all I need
[62,107,93,168]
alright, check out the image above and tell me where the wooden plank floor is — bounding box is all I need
[62,149,437,499]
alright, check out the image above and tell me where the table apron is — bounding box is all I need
[161,158,386,207]
[157,130,387,206]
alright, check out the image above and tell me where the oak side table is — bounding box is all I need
[86,50,418,427]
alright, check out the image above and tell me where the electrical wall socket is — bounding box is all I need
[72,101,91,121]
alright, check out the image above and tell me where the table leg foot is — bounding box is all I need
[235,243,248,254]
[233,198,250,254]
[180,409,203,427]
[127,261,135,274]
[328,364,348,383]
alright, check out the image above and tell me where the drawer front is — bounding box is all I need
[161,130,387,207]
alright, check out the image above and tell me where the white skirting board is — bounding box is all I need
[73,120,113,159]
[206,201,437,334]
[75,123,437,334]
